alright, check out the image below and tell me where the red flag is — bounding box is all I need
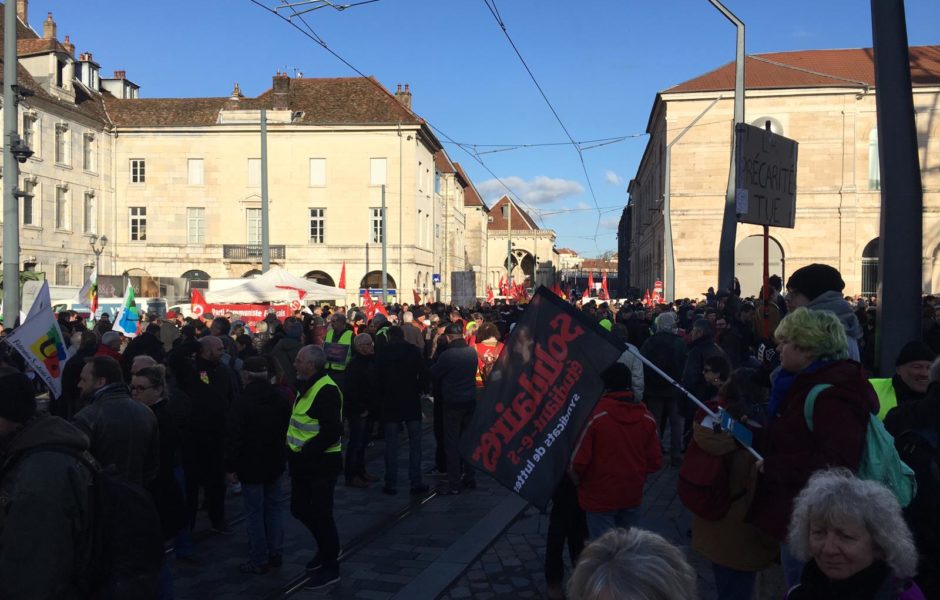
[375,302,388,317]
[643,289,651,307]
[486,286,495,304]
[413,289,421,304]
[587,272,595,294]
[362,289,376,319]
[338,262,346,289]
[601,272,609,300]
[191,289,209,319]
[552,283,563,298]
[652,290,662,305]
[499,275,509,296]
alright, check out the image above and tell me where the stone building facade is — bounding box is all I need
[626,46,940,300]
[486,195,558,290]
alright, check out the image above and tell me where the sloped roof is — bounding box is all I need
[104,76,430,129]
[557,247,578,255]
[18,37,68,57]
[488,195,539,231]
[453,162,487,209]
[434,149,454,174]
[666,45,940,94]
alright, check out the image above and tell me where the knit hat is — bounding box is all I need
[896,341,935,367]
[786,264,845,300]
[654,311,678,332]
[373,313,388,327]
[0,372,37,423]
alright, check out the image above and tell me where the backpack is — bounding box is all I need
[8,446,165,599]
[804,384,917,507]
[677,437,745,520]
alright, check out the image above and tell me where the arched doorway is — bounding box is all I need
[735,235,784,297]
[304,270,335,287]
[861,237,880,298]
[242,269,262,278]
[181,269,211,293]
[504,249,535,283]
[360,271,397,290]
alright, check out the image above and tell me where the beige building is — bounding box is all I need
[626,46,940,300]
[455,162,490,298]
[486,196,558,290]
[0,8,114,289]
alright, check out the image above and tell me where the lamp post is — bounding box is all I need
[90,234,108,276]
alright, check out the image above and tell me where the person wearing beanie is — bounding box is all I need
[0,371,97,598]
[785,264,863,362]
[871,341,936,420]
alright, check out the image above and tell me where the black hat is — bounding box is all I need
[243,356,269,374]
[0,372,36,423]
[896,341,935,367]
[786,264,845,301]
[444,323,463,336]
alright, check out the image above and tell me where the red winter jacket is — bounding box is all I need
[749,360,877,540]
[571,392,663,512]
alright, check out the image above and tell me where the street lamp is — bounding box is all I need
[89,234,108,275]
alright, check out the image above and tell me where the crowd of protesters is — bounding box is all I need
[0,261,939,599]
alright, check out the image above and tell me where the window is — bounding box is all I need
[21,179,37,226]
[869,129,880,191]
[370,158,387,186]
[309,208,325,243]
[55,123,70,165]
[370,207,384,243]
[22,112,38,157]
[55,263,69,286]
[129,206,147,241]
[309,158,326,186]
[82,133,96,172]
[83,265,94,282]
[131,159,146,183]
[247,158,261,187]
[23,262,37,272]
[187,207,205,244]
[55,186,70,230]
[246,208,262,245]
[83,191,96,234]
[188,158,204,185]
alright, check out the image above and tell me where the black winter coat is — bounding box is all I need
[147,399,187,539]
[342,353,377,419]
[376,341,429,422]
[225,380,292,484]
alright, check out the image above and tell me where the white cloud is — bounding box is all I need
[477,175,584,206]
[604,170,622,186]
[599,217,620,230]
[576,201,590,210]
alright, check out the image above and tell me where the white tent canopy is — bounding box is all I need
[205,267,346,303]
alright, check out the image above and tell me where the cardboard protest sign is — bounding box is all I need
[460,286,622,509]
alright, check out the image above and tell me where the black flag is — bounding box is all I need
[459,286,622,509]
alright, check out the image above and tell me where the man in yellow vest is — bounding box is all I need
[324,313,354,389]
[288,345,343,590]
[872,341,935,420]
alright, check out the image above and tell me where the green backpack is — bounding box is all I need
[804,384,917,507]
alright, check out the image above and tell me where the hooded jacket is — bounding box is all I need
[0,415,94,599]
[806,291,863,362]
[225,380,291,484]
[570,392,662,512]
[750,360,877,540]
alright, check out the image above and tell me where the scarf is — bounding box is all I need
[768,359,829,420]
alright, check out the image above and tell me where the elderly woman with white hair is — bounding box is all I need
[568,527,697,600]
[785,469,925,599]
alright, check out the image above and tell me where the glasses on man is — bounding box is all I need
[130,384,153,392]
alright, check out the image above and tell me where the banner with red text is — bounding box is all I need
[460,286,622,509]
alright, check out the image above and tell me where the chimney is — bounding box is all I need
[114,70,126,79]
[272,72,290,110]
[394,83,412,111]
[225,82,244,109]
[16,0,27,25]
[43,12,55,40]
[79,52,92,62]
[62,35,74,57]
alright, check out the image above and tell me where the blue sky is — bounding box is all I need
[41,0,939,257]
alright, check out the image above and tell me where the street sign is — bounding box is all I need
[734,123,798,228]
[432,273,441,284]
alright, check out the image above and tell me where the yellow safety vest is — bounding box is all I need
[870,378,898,421]
[324,328,353,371]
[287,375,343,454]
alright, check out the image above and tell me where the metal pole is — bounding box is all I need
[664,94,724,302]
[871,0,923,375]
[709,0,745,293]
[260,109,270,273]
[381,184,388,303]
[398,123,403,304]
[507,200,513,284]
[761,121,772,338]
[3,0,20,325]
